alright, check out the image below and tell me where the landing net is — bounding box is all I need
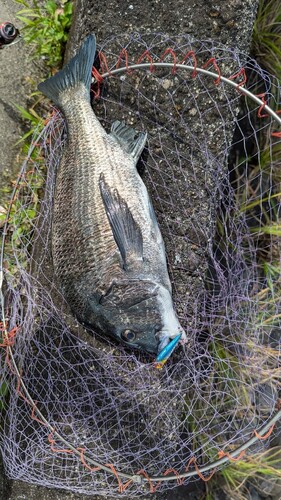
[0,34,280,496]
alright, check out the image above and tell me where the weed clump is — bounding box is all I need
[16,0,73,69]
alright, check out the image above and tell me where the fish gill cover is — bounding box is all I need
[0,33,280,496]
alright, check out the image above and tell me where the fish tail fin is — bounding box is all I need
[38,34,96,106]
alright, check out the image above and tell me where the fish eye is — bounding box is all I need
[121,329,136,342]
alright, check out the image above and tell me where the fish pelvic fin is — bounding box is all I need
[99,174,143,270]
[38,34,96,106]
[110,121,147,162]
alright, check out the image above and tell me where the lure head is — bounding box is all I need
[154,334,183,369]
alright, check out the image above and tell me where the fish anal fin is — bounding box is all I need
[99,174,143,270]
[110,120,147,162]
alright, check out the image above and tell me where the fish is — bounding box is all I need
[38,34,187,358]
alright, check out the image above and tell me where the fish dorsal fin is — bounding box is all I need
[99,174,143,270]
[110,120,147,162]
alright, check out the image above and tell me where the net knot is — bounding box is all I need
[218,449,245,461]
[0,325,18,347]
[202,57,221,84]
[131,474,144,484]
[91,66,104,99]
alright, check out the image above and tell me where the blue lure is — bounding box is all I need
[155,334,182,368]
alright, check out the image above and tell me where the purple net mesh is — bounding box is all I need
[0,34,280,496]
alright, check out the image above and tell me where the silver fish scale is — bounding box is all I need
[52,92,170,321]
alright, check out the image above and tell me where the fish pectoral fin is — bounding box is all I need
[99,174,143,270]
[110,120,147,162]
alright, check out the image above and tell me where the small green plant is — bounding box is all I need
[0,95,47,268]
[0,0,72,270]
[0,381,9,411]
[0,154,46,274]
[219,447,281,500]
[206,449,281,500]
[14,96,45,145]
[16,0,73,69]
[252,0,281,75]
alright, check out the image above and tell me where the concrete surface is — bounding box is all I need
[0,0,46,202]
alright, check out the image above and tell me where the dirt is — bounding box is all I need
[1,0,262,499]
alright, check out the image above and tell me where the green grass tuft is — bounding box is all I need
[252,0,281,75]
[16,0,73,69]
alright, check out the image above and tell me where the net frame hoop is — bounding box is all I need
[97,62,281,126]
[0,62,280,486]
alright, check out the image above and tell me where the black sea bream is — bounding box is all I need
[38,34,187,355]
